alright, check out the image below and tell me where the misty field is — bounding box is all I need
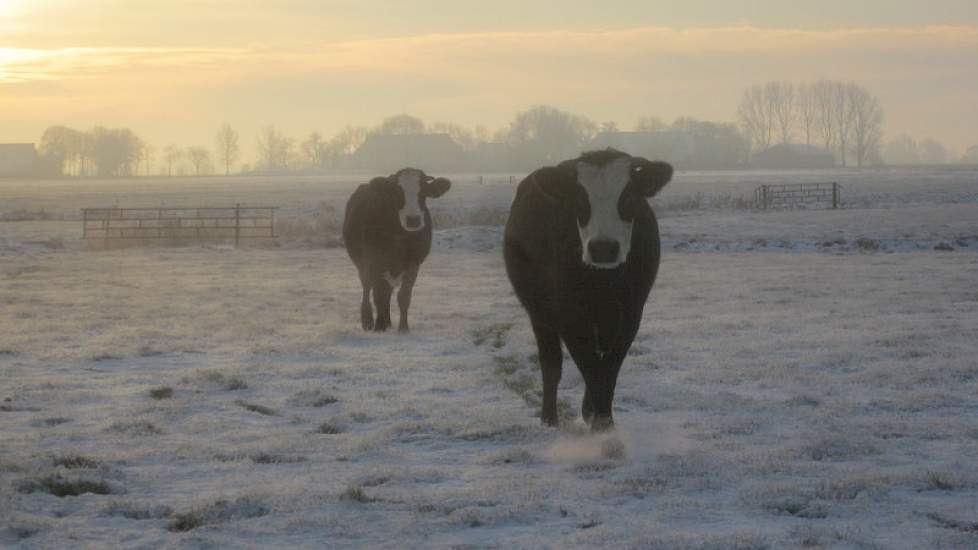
[2,168,977,548]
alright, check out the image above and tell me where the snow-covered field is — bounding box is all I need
[2,168,977,548]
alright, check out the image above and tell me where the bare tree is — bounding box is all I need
[141,143,155,176]
[503,105,596,167]
[329,126,367,156]
[429,121,478,151]
[300,132,325,169]
[599,121,619,133]
[768,81,796,145]
[320,125,368,168]
[738,84,774,152]
[373,114,426,135]
[813,79,837,160]
[38,126,82,176]
[918,138,949,164]
[884,135,919,165]
[472,125,492,145]
[796,82,819,147]
[961,145,978,164]
[187,146,211,176]
[214,123,240,176]
[847,84,884,167]
[635,116,669,132]
[832,82,854,167]
[90,127,143,177]
[256,126,292,171]
[163,145,182,176]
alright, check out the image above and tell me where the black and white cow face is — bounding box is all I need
[544,152,672,269]
[380,169,451,232]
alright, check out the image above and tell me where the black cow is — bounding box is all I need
[343,168,451,332]
[503,149,673,431]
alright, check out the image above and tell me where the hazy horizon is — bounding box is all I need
[2,1,977,161]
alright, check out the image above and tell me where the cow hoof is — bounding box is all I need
[362,320,374,331]
[398,325,410,333]
[540,414,559,428]
[590,416,615,433]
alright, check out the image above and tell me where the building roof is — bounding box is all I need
[0,143,37,154]
[0,143,38,176]
[752,143,835,169]
[352,133,465,171]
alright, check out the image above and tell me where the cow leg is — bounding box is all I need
[373,279,393,332]
[586,354,625,432]
[531,321,563,427]
[567,340,626,432]
[581,387,594,425]
[397,266,419,333]
[358,271,374,331]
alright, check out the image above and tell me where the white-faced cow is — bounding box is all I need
[503,149,673,431]
[343,168,451,332]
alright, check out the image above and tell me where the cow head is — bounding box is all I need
[371,168,451,232]
[540,150,672,269]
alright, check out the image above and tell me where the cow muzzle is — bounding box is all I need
[587,239,620,265]
[405,215,422,230]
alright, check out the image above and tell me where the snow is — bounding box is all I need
[2,168,978,548]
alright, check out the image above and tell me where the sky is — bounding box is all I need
[2,0,977,160]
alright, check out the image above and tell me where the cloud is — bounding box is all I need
[2,25,977,148]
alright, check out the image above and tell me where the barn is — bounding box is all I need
[351,133,465,172]
[590,131,694,167]
[752,143,836,169]
[0,143,38,177]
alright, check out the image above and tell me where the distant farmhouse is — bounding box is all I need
[590,131,696,167]
[470,141,510,172]
[351,133,466,172]
[751,144,836,170]
[0,143,38,177]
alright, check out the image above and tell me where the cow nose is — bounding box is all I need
[405,215,422,229]
[588,240,620,264]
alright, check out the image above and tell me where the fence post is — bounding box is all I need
[234,203,241,248]
[762,185,768,210]
[82,209,87,239]
[832,182,839,209]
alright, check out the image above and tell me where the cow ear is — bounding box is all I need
[631,159,673,197]
[535,165,577,203]
[426,177,451,198]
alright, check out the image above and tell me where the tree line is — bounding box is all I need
[738,80,884,167]
[34,92,975,177]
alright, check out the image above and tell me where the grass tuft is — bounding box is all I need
[203,371,249,390]
[17,475,113,497]
[472,323,513,349]
[40,417,72,427]
[109,421,164,436]
[168,498,269,532]
[102,501,173,520]
[234,400,277,416]
[340,485,374,503]
[926,471,955,491]
[316,421,345,434]
[926,512,978,534]
[250,453,307,464]
[148,386,174,400]
[223,377,249,391]
[53,455,102,469]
